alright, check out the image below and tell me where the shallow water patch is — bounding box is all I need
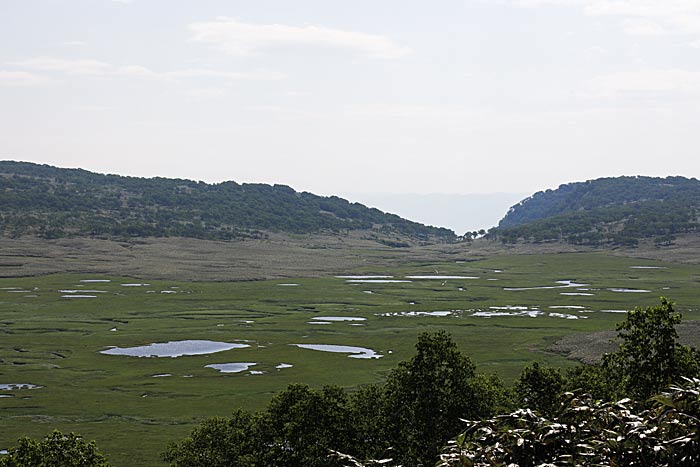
[0,383,41,390]
[100,340,250,358]
[608,288,651,293]
[336,275,393,279]
[510,280,589,290]
[205,363,257,373]
[406,275,479,280]
[276,363,293,369]
[292,344,382,359]
[548,312,585,320]
[504,280,588,291]
[80,279,111,283]
[60,289,107,293]
[378,310,455,317]
[61,295,97,298]
[312,317,367,322]
[346,279,411,283]
[473,309,542,318]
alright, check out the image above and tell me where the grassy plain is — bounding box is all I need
[1,241,700,466]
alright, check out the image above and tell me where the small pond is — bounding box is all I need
[346,279,412,283]
[406,275,479,279]
[205,363,257,373]
[504,280,588,291]
[335,275,393,279]
[312,316,367,322]
[100,340,250,358]
[608,288,651,293]
[0,384,41,390]
[292,344,383,359]
[378,311,454,317]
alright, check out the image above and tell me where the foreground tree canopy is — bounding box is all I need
[439,378,700,467]
[0,431,111,467]
[163,330,510,467]
[164,298,700,467]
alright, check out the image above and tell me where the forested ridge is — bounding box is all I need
[0,161,454,241]
[490,176,700,246]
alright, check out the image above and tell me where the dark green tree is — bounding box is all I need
[382,331,479,467]
[257,384,352,467]
[0,431,111,467]
[602,297,700,400]
[515,362,565,416]
[162,410,259,467]
[347,384,391,461]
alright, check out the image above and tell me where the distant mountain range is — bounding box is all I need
[490,176,700,246]
[0,161,454,242]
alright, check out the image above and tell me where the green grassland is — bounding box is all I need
[1,251,700,466]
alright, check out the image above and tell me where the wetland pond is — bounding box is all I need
[205,363,257,373]
[292,344,383,359]
[0,384,41,390]
[100,340,250,358]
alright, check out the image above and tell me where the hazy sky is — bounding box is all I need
[1,0,699,198]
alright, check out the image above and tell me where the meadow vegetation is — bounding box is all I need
[1,251,699,466]
[7,298,694,467]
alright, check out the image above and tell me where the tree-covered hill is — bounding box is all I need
[489,176,700,246]
[0,161,454,242]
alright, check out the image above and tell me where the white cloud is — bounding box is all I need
[0,70,47,86]
[587,69,700,96]
[188,17,410,59]
[164,68,285,81]
[6,57,283,83]
[512,0,582,6]
[8,57,113,75]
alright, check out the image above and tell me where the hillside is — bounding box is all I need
[489,176,700,246]
[0,161,454,242]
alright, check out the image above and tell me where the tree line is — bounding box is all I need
[491,176,700,246]
[0,161,455,242]
[2,298,699,467]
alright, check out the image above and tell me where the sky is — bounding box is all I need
[1,0,699,204]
